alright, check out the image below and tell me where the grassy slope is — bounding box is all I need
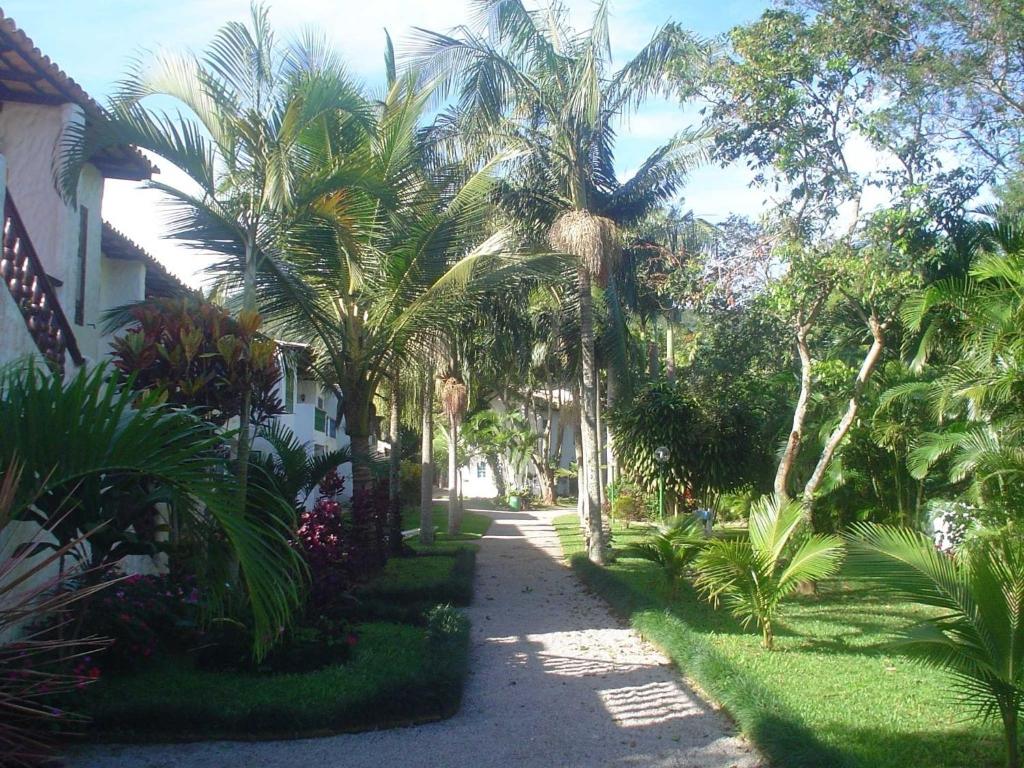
[80,513,492,741]
[554,515,1002,768]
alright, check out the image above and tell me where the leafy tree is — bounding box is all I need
[694,495,844,649]
[59,4,370,514]
[847,523,1024,768]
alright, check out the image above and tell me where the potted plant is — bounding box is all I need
[507,486,530,511]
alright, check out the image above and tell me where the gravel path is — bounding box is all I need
[71,506,759,768]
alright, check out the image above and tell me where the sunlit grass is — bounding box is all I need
[555,515,1003,768]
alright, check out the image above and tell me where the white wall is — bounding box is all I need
[0,102,109,366]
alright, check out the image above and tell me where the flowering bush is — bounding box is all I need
[72,573,201,672]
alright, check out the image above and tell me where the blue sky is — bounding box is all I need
[6,0,772,284]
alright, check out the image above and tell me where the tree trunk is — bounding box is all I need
[774,298,825,500]
[387,372,403,555]
[578,265,604,564]
[574,406,585,528]
[1003,704,1020,768]
[236,238,257,514]
[486,451,506,499]
[419,374,435,546]
[605,366,618,487]
[802,315,887,522]
[344,380,374,496]
[447,413,461,534]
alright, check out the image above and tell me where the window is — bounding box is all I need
[476,461,487,478]
[74,207,88,325]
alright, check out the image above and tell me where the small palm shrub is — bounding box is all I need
[694,495,844,649]
[627,518,706,598]
[846,524,1024,768]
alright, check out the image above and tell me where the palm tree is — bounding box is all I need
[627,517,707,598]
[441,373,469,534]
[846,524,1024,768]
[694,494,844,649]
[58,4,371,513]
[413,0,710,562]
[232,73,551,496]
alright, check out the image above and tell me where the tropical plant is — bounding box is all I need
[0,460,112,766]
[252,421,350,510]
[58,3,371,514]
[694,494,844,649]
[110,296,284,427]
[846,524,1024,768]
[441,374,469,534]
[0,362,303,657]
[627,517,706,598]
[414,0,711,563]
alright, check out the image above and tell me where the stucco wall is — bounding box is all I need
[0,102,106,363]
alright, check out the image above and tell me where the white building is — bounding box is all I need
[458,393,578,499]
[0,11,161,372]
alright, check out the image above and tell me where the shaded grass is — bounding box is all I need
[77,619,470,741]
[402,506,492,553]
[554,515,1002,768]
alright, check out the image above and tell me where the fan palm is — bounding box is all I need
[846,523,1024,768]
[412,0,711,563]
[627,517,706,598]
[57,4,372,511]
[694,494,844,649]
[0,362,303,658]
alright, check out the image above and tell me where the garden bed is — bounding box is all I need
[554,515,1003,768]
[75,513,491,742]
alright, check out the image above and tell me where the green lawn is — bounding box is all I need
[554,515,1003,768]
[401,505,493,552]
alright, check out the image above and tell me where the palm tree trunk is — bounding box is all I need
[235,238,257,514]
[1003,704,1020,768]
[666,322,676,384]
[420,374,435,546]
[605,366,618,487]
[448,413,460,534]
[388,371,403,555]
[574,407,585,528]
[578,265,604,564]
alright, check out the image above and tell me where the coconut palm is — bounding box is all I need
[694,494,844,649]
[627,517,707,598]
[846,524,1024,768]
[0,362,302,658]
[412,0,710,563]
[57,4,371,512]
[226,71,553,496]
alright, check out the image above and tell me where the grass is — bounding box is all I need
[554,515,1003,768]
[78,619,469,741]
[401,505,493,553]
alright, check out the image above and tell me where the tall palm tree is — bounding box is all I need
[58,5,371,512]
[234,74,552,496]
[412,0,709,562]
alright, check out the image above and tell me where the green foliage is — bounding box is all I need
[609,379,761,497]
[846,524,1024,768]
[694,495,845,648]
[251,420,350,510]
[0,362,303,659]
[626,518,706,596]
[109,297,284,427]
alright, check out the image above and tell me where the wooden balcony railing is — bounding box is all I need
[0,193,82,371]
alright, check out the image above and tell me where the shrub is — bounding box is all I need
[399,460,422,506]
[74,573,201,672]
